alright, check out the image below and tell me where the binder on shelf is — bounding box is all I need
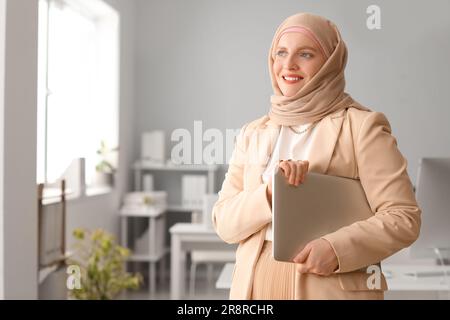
[182,174,207,208]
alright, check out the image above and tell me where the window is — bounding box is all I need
[37,0,119,187]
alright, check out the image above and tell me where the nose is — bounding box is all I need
[283,53,299,70]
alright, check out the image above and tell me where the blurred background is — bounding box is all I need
[0,0,449,300]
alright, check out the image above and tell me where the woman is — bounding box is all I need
[212,12,421,300]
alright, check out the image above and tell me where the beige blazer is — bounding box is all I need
[212,107,421,300]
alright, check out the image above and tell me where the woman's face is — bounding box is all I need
[273,32,326,97]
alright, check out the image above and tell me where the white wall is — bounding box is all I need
[0,0,6,300]
[2,0,39,299]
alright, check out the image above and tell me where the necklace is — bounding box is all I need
[288,121,318,135]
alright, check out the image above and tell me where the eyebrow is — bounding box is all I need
[275,46,317,52]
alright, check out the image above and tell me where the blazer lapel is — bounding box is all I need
[259,108,346,177]
[307,109,346,174]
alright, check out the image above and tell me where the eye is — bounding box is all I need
[300,52,314,59]
[300,52,313,59]
[275,50,287,57]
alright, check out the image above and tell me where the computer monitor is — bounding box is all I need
[410,158,450,261]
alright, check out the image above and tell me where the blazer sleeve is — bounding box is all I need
[212,123,272,244]
[321,111,421,273]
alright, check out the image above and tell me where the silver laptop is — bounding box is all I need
[272,165,374,262]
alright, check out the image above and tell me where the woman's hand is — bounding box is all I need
[293,238,339,276]
[266,159,309,204]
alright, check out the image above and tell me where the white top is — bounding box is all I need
[262,122,318,241]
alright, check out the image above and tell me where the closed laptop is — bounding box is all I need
[272,166,374,262]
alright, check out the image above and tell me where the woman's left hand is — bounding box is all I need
[293,238,339,276]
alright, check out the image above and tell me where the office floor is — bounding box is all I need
[122,267,228,300]
[123,281,450,300]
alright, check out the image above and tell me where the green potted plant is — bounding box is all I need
[94,140,119,187]
[67,228,142,300]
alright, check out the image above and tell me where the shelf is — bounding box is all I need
[133,160,219,172]
[128,247,169,262]
[120,206,167,217]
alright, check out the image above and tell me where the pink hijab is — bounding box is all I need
[268,12,370,126]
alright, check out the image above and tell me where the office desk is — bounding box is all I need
[169,223,236,300]
[382,264,450,299]
[216,263,450,299]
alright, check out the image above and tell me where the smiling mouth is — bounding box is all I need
[282,75,304,84]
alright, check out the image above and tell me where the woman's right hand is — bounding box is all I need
[266,159,309,204]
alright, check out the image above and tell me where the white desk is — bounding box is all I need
[169,223,237,299]
[215,263,450,299]
[383,264,450,299]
